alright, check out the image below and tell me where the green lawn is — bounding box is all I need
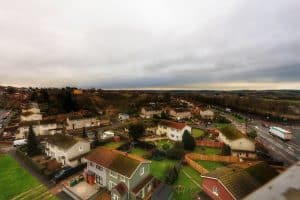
[150,159,177,180]
[192,128,204,138]
[194,147,221,155]
[214,123,231,129]
[130,148,148,156]
[103,141,125,149]
[155,139,174,150]
[174,166,202,200]
[197,160,226,171]
[0,155,57,200]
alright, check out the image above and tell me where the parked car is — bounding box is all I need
[13,139,27,147]
[52,163,86,183]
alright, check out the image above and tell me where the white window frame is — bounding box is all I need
[120,175,125,182]
[110,171,118,178]
[140,167,144,176]
[213,186,219,196]
[96,165,103,171]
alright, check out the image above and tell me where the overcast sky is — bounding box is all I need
[0,0,300,90]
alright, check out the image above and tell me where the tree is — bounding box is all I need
[221,144,231,156]
[128,123,145,140]
[182,130,195,151]
[27,125,39,156]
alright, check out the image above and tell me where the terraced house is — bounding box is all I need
[85,147,155,200]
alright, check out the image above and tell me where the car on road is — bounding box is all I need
[52,163,86,183]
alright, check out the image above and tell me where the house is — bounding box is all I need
[21,102,40,114]
[140,107,162,119]
[45,134,90,167]
[66,114,99,130]
[85,147,155,200]
[201,162,278,200]
[218,127,256,158]
[169,108,191,120]
[244,161,300,200]
[156,120,191,141]
[21,103,42,122]
[72,89,83,95]
[118,113,129,121]
[200,110,215,120]
[17,118,61,139]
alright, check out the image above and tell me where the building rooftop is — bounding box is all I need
[219,126,245,140]
[202,162,278,199]
[45,134,83,149]
[85,147,150,178]
[159,120,187,130]
[244,161,300,200]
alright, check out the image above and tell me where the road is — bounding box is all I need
[220,112,300,166]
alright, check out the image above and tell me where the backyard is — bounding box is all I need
[194,147,221,155]
[192,128,205,138]
[173,166,202,200]
[0,155,57,200]
[197,160,226,171]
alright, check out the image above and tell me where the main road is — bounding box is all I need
[220,111,300,166]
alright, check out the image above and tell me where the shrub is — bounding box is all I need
[165,166,179,184]
[162,143,170,151]
[151,149,166,161]
[182,131,196,151]
[166,145,185,160]
[247,130,257,139]
[221,144,231,156]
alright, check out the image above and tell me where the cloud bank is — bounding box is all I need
[0,0,299,89]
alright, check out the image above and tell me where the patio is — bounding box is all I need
[62,181,100,200]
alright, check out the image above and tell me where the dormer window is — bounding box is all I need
[213,186,219,196]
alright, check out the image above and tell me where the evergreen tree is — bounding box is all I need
[221,144,231,156]
[128,123,145,141]
[27,125,39,156]
[182,130,196,151]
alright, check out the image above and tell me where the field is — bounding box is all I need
[192,128,205,137]
[0,155,57,200]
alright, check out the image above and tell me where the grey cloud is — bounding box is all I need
[0,0,300,89]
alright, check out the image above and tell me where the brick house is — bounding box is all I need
[85,147,155,200]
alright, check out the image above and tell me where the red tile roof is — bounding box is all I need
[159,120,186,130]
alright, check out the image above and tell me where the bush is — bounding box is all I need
[182,131,196,151]
[151,149,166,161]
[247,130,257,139]
[165,166,179,184]
[162,143,170,151]
[135,140,156,150]
[166,143,185,160]
[221,144,231,156]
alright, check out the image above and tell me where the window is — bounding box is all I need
[112,193,119,200]
[110,171,118,178]
[213,186,219,196]
[89,162,94,167]
[109,181,117,190]
[96,175,103,185]
[120,175,125,182]
[140,167,144,176]
[79,146,83,152]
[96,165,103,171]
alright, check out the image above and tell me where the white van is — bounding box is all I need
[13,139,27,147]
